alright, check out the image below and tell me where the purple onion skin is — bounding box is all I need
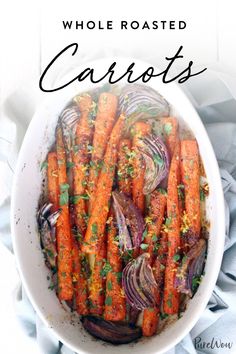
[122,253,158,310]
[175,239,206,296]
[112,191,145,251]
[128,305,140,327]
[118,84,170,133]
[139,134,170,195]
[37,203,60,270]
[81,316,142,344]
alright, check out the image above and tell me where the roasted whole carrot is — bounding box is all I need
[104,213,126,321]
[163,143,181,315]
[71,94,94,315]
[87,93,118,211]
[162,117,179,159]
[141,190,167,265]
[180,140,201,248]
[72,238,89,315]
[132,122,151,213]
[56,127,73,301]
[117,139,132,196]
[72,94,94,236]
[154,229,168,289]
[142,307,159,337]
[142,252,168,336]
[142,190,167,337]
[89,238,106,315]
[47,152,59,211]
[82,114,125,255]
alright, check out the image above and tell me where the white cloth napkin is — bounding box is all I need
[0,62,236,354]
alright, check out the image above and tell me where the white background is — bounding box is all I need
[0,0,236,353]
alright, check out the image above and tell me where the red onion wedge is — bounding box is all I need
[37,203,60,270]
[58,105,80,154]
[118,84,170,133]
[112,191,144,252]
[82,315,142,344]
[138,134,169,194]
[175,239,206,296]
[122,253,158,310]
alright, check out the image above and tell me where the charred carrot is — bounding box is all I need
[72,94,94,235]
[117,139,132,196]
[104,213,126,321]
[142,307,159,337]
[72,238,89,315]
[71,95,94,315]
[132,122,151,213]
[142,250,167,336]
[47,152,59,211]
[142,190,166,337]
[141,190,167,264]
[154,229,168,289]
[87,93,118,211]
[163,143,181,314]
[82,114,125,255]
[89,238,106,315]
[162,117,179,159]
[180,140,201,248]
[56,127,73,301]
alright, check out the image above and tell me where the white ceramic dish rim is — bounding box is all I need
[11,57,225,354]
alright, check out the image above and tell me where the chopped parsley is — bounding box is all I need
[140,243,149,250]
[105,296,112,306]
[107,280,113,291]
[66,161,74,169]
[70,194,89,204]
[152,234,158,242]
[59,183,69,206]
[192,275,202,292]
[100,261,112,277]
[163,122,173,136]
[116,272,122,283]
[165,217,172,227]
[153,154,164,167]
[142,228,148,240]
[173,254,180,262]
[40,161,48,171]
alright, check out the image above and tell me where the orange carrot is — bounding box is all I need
[56,128,73,301]
[72,94,94,236]
[87,93,118,211]
[104,213,126,321]
[180,140,201,248]
[141,190,167,264]
[163,143,181,314]
[71,95,94,315]
[162,117,179,159]
[132,122,151,213]
[72,239,89,315]
[142,307,159,337]
[89,238,106,315]
[154,229,168,289]
[47,152,59,212]
[117,139,132,196]
[82,114,125,255]
[142,191,166,337]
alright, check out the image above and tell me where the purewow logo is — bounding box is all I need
[194,337,233,350]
